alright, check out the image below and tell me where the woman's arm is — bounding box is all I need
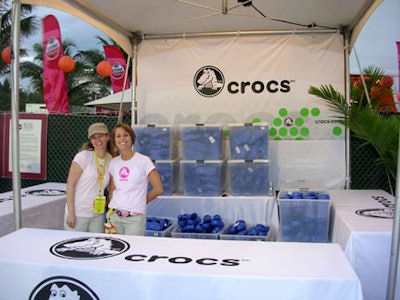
[65,162,83,228]
[146,169,164,204]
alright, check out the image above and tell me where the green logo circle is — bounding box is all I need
[333,126,342,136]
[300,108,309,117]
[311,107,320,117]
[300,127,310,136]
[273,118,283,126]
[279,108,288,117]
[279,128,288,136]
[269,127,277,136]
[290,127,299,136]
[295,118,304,126]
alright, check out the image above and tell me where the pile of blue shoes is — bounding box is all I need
[146,217,172,231]
[226,220,270,236]
[279,191,330,200]
[176,213,224,233]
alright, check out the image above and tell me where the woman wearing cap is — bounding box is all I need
[108,123,163,235]
[65,122,114,232]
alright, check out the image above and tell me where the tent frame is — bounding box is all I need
[9,0,400,298]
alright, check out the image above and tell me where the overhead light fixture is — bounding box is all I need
[237,0,253,7]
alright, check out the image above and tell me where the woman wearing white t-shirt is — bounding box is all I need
[65,123,114,232]
[108,123,163,235]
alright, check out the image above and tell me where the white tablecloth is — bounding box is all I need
[0,228,362,300]
[0,182,66,237]
[330,189,398,300]
[147,195,279,239]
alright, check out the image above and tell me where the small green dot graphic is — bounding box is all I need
[273,118,282,126]
[311,107,320,117]
[279,128,288,136]
[295,118,304,126]
[269,127,278,136]
[279,108,288,117]
[274,137,282,140]
[290,127,299,136]
[300,108,309,117]
[295,137,304,140]
[333,126,342,136]
[300,127,310,136]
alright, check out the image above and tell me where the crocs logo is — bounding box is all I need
[125,254,240,266]
[119,167,130,179]
[29,276,99,300]
[194,66,225,97]
[355,208,393,219]
[25,189,66,196]
[50,237,130,259]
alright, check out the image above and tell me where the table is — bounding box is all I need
[0,228,362,300]
[147,195,280,239]
[330,189,399,300]
[0,182,66,237]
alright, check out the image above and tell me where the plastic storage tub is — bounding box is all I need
[149,160,178,195]
[219,223,271,241]
[181,124,222,160]
[180,160,224,196]
[227,123,269,159]
[171,227,224,240]
[226,159,269,196]
[278,190,331,242]
[145,218,176,237]
[133,125,176,160]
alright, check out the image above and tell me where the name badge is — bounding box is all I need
[93,196,106,214]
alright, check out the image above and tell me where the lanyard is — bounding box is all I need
[94,151,107,195]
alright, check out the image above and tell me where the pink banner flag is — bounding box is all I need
[42,15,69,114]
[103,45,130,93]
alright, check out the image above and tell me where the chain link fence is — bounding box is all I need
[0,114,131,193]
[0,114,395,195]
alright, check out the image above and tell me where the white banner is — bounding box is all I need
[137,33,346,188]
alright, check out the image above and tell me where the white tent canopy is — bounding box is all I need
[22,0,381,54]
[20,0,382,113]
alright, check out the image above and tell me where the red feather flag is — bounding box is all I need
[103,45,131,93]
[42,15,69,113]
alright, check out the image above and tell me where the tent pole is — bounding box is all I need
[10,0,22,231]
[343,31,351,190]
[387,125,400,299]
[131,37,139,126]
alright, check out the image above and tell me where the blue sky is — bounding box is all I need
[21,6,109,61]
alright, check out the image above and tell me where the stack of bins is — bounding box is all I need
[180,124,224,196]
[133,124,178,195]
[225,123,270,196]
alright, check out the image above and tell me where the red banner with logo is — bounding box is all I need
[103,45,130,93]
[42,15,69,114]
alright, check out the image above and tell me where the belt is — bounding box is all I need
[114,209,143,218]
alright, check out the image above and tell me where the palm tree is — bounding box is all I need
[0,4,39,76]
[308,66,399,182]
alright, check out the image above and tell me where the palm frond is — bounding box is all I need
[308,66,399,181]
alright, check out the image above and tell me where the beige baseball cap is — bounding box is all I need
[88,123,109,139]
